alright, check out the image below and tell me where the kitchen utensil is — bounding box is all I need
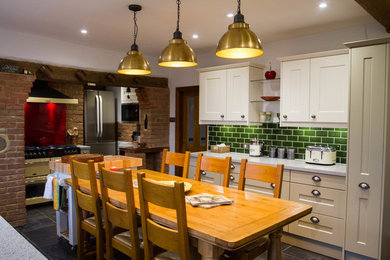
[277,148,286,159]
[269,147,277,158]
[249,138,264,157]
[287,148,295,160]
[305,146,336,165]
[261,96,280,101]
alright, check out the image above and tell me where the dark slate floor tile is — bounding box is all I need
[16,209,56,233]
[23,225,59,248]
[38,205,57,222]
[40,238,76,260]
[283,245,337,260]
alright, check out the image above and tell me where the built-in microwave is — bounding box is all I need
[121,103,140,123]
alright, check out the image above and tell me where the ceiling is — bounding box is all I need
[0,0,375,56]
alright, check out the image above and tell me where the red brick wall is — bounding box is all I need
[118,122,138,142]
[50,82,84,145]
[0,72,35,226]
[136,87,170,148]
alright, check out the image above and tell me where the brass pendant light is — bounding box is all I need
[158,0,197,68]
[118,4,151,75]
[216,0,263,59]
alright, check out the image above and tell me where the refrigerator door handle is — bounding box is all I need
[95,95,100,138]
[99,95,103,138]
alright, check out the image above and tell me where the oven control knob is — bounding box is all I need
[42,151,46,157]
[73,149,78,154]
[37,152,41,157]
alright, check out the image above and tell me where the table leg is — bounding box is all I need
[197,240,224,260]
[268,228,282,260]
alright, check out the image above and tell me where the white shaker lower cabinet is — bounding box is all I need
[344,38,390,260]
[279,50,349,127]
[198,62,264,125]
[288,171,346,247]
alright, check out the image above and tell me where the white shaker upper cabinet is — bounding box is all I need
[279,50,349,127]
[280,59,310,122]
[198,62,264,125]
[199,70,227,121]
[310,54,349,123]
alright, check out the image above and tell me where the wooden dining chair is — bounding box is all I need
[137,172,191,260]
[98,164,141,260]
[160,148,191,178]
[229,158,284,260]
[194,153,232,187]
[69,159,104,260]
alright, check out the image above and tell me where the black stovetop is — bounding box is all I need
[25,145,80,159]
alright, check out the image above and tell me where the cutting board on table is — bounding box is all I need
[61,154,104,163]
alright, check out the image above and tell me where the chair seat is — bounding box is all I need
[112,231,144,249]
[154,251,180,260]
[83,216,97,227]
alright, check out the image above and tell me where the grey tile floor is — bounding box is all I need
[16,204,336,260]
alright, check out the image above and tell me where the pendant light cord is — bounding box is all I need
[133,11,138,47]
[234,0,244,23]
[237,0,241,14]
[173,0,183,39]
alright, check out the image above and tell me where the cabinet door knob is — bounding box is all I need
[230,164,235,170]
[270,183,275,189]
[201,170,206,176]
[359,182,370,190]
[311,115,316,119]
[311,190,321,197]
[283,115,287,119]
[310,216,320,224]
[220,114,224,118]
[241,115,245,119]
[312,176,321,182]
[229,175,235,181]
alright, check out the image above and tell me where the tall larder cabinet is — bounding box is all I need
[344,38,390,260]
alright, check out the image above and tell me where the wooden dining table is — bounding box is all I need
[66,169,312,260]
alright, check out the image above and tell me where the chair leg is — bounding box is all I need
[96,230,104,260]
[77,228,86,260]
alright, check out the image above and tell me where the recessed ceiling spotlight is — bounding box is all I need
[226,13,234,18]
[319,2,327,9]
[192,34,199,39]
[80,29,88,34]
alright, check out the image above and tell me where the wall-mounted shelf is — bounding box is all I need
[250,78,280,83]
[250,100,280,103]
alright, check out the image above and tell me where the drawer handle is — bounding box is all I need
[230,164,235,170]
[311,114,316,119]
[358,182,370,190]
[311,190,321,197]
[312,176,321,182]
[220,114,224,119]
[241,115,245,119]
[201,170,206,176]
[229,175,235,181]
[270,183,275,189]
[310,216,320,224]
[283,115,287,119]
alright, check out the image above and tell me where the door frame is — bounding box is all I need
[175,86,207,153]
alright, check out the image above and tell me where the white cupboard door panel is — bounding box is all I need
[280,59,310,122]
[346,44,386,259]
[310,55,349,123]
[226,67,249,121]
[199,70,227,121]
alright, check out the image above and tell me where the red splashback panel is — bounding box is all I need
[25,103,66,146]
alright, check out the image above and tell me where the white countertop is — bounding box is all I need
[191,151,347,177]
[0,216,47,260]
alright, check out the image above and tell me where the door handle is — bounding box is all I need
[95,95,100,138]
[358,182,370,190]
[99,95,103,138]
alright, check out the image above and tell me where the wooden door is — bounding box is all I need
[199,70,227,121]
[310,54,349,123]
[226,67,249,121]
[280,59,310,122]
[176,86,207,154]
[345,43,387,259]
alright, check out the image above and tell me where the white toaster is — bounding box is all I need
[305,146,336,165]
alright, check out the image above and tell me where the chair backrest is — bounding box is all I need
[137,172,190,260]
[238,159,284,198]
[98,164,140,259]
[161,149,191,178]
[194,153,232,187]
[69,159,102,225]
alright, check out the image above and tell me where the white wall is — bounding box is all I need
[0,22,388,157]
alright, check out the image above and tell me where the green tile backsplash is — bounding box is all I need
[208,123,348,164]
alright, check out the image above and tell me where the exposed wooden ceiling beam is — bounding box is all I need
[0,58,168,88]
[355,0,390,33]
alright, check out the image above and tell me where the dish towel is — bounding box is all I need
[43,172,72,200]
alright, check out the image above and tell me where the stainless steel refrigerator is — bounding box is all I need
[84,90,116,155]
